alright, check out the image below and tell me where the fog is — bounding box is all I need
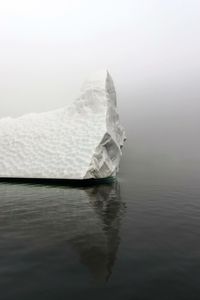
[1,0,200,166]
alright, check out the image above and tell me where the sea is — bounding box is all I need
[1,88,200,299]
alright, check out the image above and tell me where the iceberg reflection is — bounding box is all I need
[0,179,125,283]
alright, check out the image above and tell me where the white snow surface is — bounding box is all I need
[0,70,126,179]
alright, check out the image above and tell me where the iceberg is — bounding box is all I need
[0,70,126,179]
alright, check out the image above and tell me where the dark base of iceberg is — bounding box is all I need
[0,176,116,187]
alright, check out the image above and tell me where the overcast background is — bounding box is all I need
[1,0,200,175]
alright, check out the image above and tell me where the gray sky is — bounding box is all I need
[0,0,200,117]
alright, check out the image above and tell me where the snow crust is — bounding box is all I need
[0,70,126,179]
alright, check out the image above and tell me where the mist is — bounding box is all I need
[1,0,200,168]
[1,2,200,297]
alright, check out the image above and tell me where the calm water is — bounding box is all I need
[1,121,200,300]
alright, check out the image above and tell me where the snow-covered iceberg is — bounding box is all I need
[0,70,126,179]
